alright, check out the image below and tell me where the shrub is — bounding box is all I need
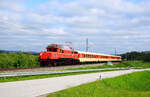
[0,53,16,69]
[0,52,40,69]
[142,53,150,62]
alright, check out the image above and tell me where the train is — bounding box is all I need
[39,44,122,66]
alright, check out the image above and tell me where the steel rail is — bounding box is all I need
[0,67,143,77]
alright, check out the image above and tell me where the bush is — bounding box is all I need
[0,53,16,69]
[142,53,150,62]
[0,52,40,69]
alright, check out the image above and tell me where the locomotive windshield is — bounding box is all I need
[47,48,57,52]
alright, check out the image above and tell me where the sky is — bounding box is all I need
[0,0,150,54]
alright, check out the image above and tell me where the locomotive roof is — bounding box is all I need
[77,51,121,57]
[47,44,72,50]
[47,44,121,57]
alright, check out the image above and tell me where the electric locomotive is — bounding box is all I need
[39,44,79,66]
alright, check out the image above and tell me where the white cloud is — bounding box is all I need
[0,0,26,12]
[43,28,68,35]
[0,0,150,53]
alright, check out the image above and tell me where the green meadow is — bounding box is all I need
[48,71,150,97]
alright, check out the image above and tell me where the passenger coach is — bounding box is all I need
[78,51,121,63]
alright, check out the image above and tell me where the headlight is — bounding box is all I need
[40,53,43,56]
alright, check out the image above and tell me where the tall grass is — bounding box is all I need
[48,71,150,97]
[0,52,40,69]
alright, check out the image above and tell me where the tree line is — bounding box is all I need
[121,51,150,62]
[0,52,40,69]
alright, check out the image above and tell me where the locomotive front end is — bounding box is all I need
[38,44,59,66]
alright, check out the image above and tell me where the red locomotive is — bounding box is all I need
[39,44,122,66]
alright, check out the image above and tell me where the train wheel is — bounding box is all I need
[52,62,57,66]
[40,61,47,67]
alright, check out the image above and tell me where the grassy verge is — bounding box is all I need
[0,69,125,83]
[123,61,150,68]
[65,61,150,70]
[48,71,150,97]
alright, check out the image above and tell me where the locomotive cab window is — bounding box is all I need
[53,48,57,52]
[47,48,52,52]
[47,48,57,52]
[74,51,78,54]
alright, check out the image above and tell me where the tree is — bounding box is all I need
[142,53,150,62]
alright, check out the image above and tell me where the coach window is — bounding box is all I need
[62,50,64,53]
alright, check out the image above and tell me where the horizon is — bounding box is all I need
[0,0,150,54]
[0,49,149,55]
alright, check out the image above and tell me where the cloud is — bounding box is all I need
[0,0,26,12]
[0,0,150,53]
[43,28,68,35]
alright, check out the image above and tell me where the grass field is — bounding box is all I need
[48,71,150,97]
[65,61,150,70]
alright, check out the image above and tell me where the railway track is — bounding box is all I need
[0,67,143,77]
[0,63,106,73]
